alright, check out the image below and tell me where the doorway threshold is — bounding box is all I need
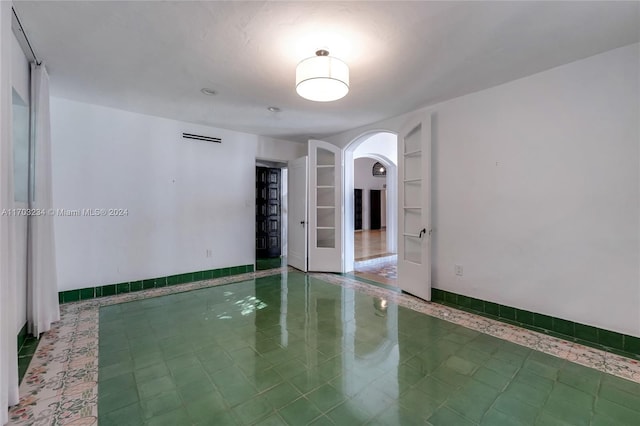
[354,253,397,268]
[343,272,400,293]
[353,254,397,288]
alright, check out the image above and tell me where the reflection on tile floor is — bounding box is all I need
[8,268,640,425]
[256,257,287,271]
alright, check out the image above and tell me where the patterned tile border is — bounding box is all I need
[7,269,640,425]
[344,265,640,360]
[7,267,289,426]
[313,273,640,383]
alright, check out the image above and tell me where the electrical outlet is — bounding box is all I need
[455,264,463,276]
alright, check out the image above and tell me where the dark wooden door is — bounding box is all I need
[354,189,363,231]
[370,189,382,230]
[256,167,281,258]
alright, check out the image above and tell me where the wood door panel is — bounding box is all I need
[256,166,282,258]
[370,189,382,230]
[354,189,363,231]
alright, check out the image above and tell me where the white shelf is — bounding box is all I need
[317,185,335,189]
[403,206,421,210]
[317,226,335,230]
[317,206,335,209]
[403,178,421,183]
[316,165,335,168]
[404,149,422,157]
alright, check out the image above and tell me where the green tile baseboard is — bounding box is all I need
[17,321,40,384]
[58,264,255,304]
[17,321,28,350]
[431,288,640,360]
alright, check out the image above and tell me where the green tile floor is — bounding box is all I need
[98,272,640,425]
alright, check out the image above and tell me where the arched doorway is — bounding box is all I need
[343,131,398,281]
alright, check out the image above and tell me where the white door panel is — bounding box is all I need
[398,115,431,300]
[308,140,343,272]
[288,156,308,272]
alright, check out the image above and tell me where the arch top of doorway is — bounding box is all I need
[345,129,398,151]
[353,152,395,170]
[346,129,398,168]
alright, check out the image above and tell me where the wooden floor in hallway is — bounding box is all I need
[354,229,391,261]
[354,229,397,286]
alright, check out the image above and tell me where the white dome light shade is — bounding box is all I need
[296,51,349,102]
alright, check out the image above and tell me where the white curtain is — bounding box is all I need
[27,64,59,337]
[1,1,20,423]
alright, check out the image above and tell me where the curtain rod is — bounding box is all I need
[12,6,41,65]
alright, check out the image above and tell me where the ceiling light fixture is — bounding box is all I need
[296,49,349,102]
[201,88,217,96]
[267,106,281,112]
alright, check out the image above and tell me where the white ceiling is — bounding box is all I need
[13,1,640,142]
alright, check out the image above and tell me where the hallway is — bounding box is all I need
[354,230,397,286]
[354,230,391,261]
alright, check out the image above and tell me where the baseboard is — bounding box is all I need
[58,264,255,304]
[17,322,28,350]
[17,322,39,384]
[431,288,640,359]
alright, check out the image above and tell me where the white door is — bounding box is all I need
[287,156,308,272]
[398,115,431,300]
[308,140,343,272]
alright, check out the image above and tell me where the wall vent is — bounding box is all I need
[182,133,222,143]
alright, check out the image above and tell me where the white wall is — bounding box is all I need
[256,136,306,163]
[354,157,387,230]
[327,44,640,337]
[50,97,299,291]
